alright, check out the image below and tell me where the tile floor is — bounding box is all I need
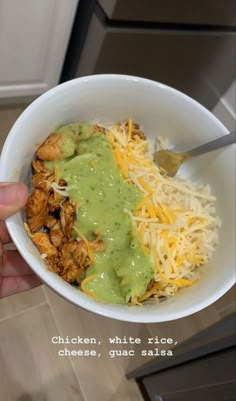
[0,104,235,401]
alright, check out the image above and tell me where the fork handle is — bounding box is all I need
[187,131,236,157]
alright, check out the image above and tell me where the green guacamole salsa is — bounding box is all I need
[46,122,154,304]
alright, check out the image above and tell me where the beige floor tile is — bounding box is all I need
[45,287,146,401]
[0,303,84,401]
[0,105,27,151]
[0,286,46,321]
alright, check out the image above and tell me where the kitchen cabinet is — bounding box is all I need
[0,0,78,100]
[127,313,236,401]
[98,0,236,25]
[62,0,236,110]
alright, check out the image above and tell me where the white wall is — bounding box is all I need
[0,0,78,99]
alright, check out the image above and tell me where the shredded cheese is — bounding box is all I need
[24,223,33,238]
[54,164,60,184]
[49,182,68,197]
[81,274,98,299]
[99,121,220,302]
[73,226,95,264]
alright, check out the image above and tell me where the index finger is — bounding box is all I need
[0,182,28,220]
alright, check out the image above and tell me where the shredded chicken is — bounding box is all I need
[90,237,106,252]
[25,189,49,232]
[60,240,90,283]
[31,232,60,274]
[48,192,65,212]
[36,133,64,161]
[44,215,58,229]
[60,199,76,238]
[50,221,65,248]
[31,171,55,191]
[32,159,51,174]
[31,232,58,258]
[25,124,106,288]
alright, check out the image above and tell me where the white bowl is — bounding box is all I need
[0,75,235,323]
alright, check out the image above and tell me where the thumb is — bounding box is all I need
[0,183,28,220]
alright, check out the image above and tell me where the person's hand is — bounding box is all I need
[0,182,41,298]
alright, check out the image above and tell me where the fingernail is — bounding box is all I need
[0,182,12,187]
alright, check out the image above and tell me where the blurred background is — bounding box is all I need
[0,1,235,400]
[0,0,235,121]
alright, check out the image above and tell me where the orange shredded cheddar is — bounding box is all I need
[73,226,95,264]
[81,274,98,299]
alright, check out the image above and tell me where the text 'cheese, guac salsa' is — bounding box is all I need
[45,123,154,304]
